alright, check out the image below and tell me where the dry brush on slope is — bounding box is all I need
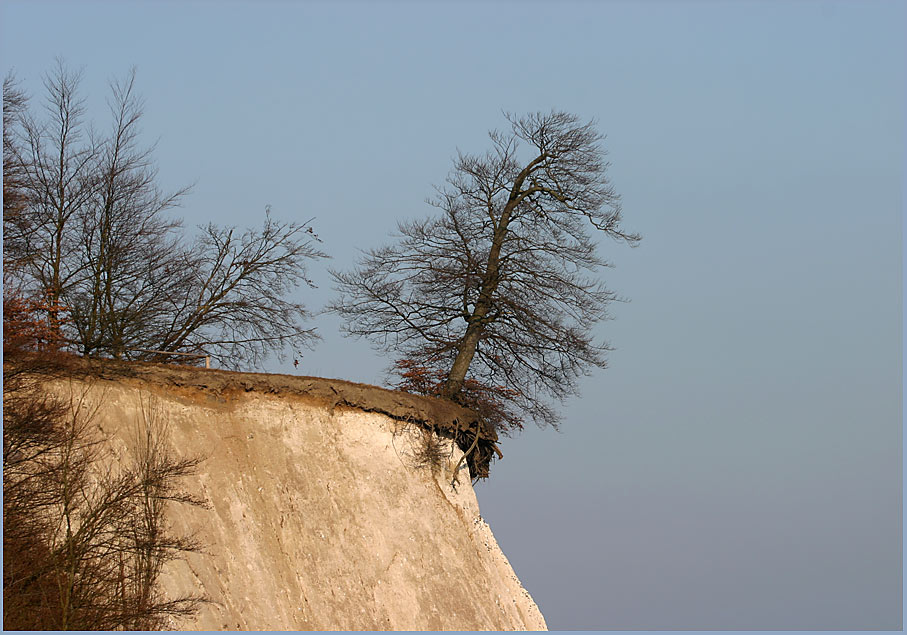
[3,309,207,630]
[3,365,208,629]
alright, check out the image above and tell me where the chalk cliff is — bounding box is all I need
[45,361,546,631]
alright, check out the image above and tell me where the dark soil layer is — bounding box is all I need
[26,356,500,479]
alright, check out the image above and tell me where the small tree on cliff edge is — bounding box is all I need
[331,111,639,432]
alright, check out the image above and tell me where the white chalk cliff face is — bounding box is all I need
[60,365,546,631]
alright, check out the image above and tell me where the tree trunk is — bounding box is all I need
[442,324,483,399]
[441,154,545,400]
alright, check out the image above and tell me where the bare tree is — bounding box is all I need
[331,111,639,431]
[3,72,31,275]
[153,209,327,368]
[67,68,188,359]
[11,60,98,316]
[8,61,326,368]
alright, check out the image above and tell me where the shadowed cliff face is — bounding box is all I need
[43,363,546,631]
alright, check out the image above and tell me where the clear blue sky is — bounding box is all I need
[2,0,902,629]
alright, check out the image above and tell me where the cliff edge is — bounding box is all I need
[38,360,546,630]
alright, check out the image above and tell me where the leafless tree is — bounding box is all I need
[66,68,188,359]
[3,72,31,275]
[7,61,326,368]
[10,60,99,315]
[331,111,639,431]
[153,209,327,368]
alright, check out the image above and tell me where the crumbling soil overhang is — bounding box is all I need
[15,356,500,479]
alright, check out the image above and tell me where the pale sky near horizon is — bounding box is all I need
[1,0,903,629]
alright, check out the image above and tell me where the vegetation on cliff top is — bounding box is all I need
[3,65,325,370]
[332,111,638,435]
[5,62,636,483]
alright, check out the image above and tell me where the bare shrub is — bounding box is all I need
[3,369,207,630]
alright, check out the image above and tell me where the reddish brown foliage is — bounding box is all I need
[392,359,523,433]
[3,291,68,355]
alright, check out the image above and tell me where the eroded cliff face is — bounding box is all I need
[45,363,546,631]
